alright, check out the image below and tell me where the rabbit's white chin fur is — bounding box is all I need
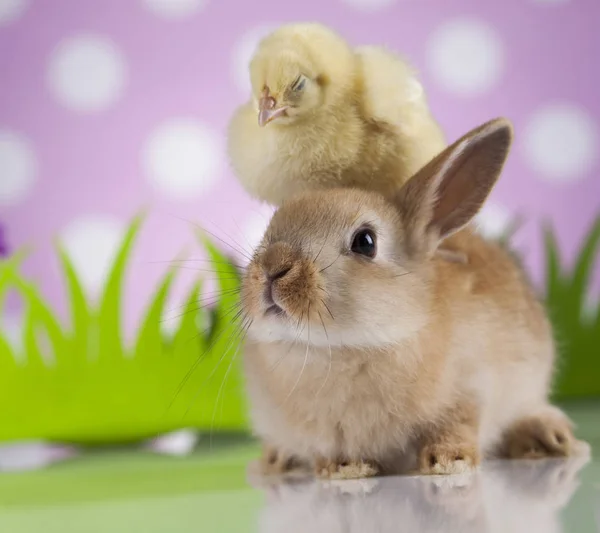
[247,315,422,349]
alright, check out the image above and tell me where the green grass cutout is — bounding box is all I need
[545,217,600,399]
[0,215,249,444]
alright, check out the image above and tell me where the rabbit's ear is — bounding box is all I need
[395,117,513,256]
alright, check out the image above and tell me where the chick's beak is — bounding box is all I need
[258,95,289,127]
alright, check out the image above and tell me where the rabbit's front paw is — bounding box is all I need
[315,458,379,480]
[418,441,479,475]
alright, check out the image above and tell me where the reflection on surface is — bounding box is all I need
[256,456,590,533]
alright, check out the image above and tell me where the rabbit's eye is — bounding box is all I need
[351,229,376,258]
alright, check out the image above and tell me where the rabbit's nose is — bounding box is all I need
[267,265,292,282]
[261,242,298,280]
[264,265,292,304]
[263,264,293,314]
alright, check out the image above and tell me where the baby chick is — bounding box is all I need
[227,22,447,206]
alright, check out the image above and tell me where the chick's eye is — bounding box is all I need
[294,77,306,91]
[351,229,376,258]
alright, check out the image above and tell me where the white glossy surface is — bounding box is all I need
[257,456,596,533]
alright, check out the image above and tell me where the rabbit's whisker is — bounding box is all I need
[268,303,307,373]
[164,265,242,276]
[169,214,254,262]
[183,311,248,419]
[322,300,335,321]
[282,303,311,404]
[319,252,341,273]
[166,304,244,411]
[149,258,246,270]
[209,317,252,449]
[161,289,241,322]
[312,236,328,264]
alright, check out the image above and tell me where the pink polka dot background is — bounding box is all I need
[1,0,599,336]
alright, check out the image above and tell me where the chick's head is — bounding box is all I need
[249,23,355,127]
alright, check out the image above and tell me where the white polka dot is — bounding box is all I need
[0,130,37,206]
[142,0,206,18]
[60,215,124,295]
[47,34,127,113]
[232,25,278,94]
[427,17,504,96]
[0,0,28,26]
[143,0,208,19]
[475,203,512,239]
[142,118,222,200]
[523,103,598,183]
[340,0,396,11]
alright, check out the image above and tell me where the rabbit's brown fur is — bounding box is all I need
[240,118,588,478]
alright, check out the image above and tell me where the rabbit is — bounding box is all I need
[239,117,589,480]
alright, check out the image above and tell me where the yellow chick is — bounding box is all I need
[227,22,447,206]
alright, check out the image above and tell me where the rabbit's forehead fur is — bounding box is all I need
[242,189,431,349]
[267,189,400,248]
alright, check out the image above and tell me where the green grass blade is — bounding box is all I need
[0,330,20,439]
[21,301,49,369]
[568,217,600,317]
[57,245,90,361]
[0,248,29,271]
[172,280,205,354]
[543,223,571,336]
[98,214,144,363]
[0,256,24,425]
[134,269,176,359]
[0,250,29,307]
[593,300,600,343]
[0,332,17,371]
[7,274,67,367]
[544,223,563,295]
[166,280,207,417]
[546,218,600,399]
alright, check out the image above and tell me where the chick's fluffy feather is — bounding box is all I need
[227,23,446,206]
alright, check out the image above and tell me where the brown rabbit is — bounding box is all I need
[240,118,589,479]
